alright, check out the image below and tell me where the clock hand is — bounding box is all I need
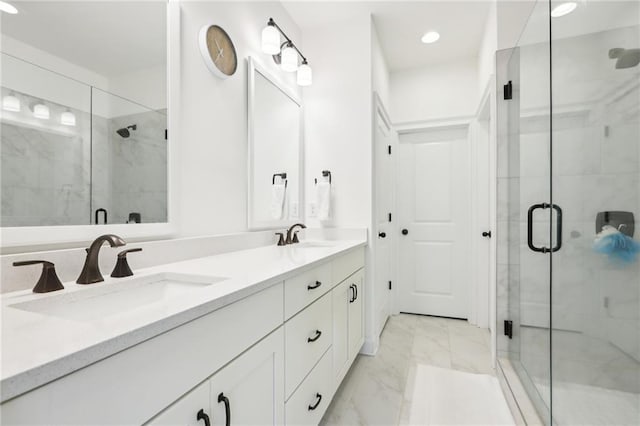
[214,38,222,52]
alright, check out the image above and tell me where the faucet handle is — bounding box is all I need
[275,233,286,246]
[111,248,142,278]
[13,260,65,293]
[292,231,301,244]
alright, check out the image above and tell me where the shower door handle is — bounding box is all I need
[551,204,562,252]
[527,203,563,253]
[527,203,550,253]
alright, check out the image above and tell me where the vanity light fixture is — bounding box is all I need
[421,31,440,44]
[2,93,20,112]
[32,103,50,120]
[261,17,312,86]
[551,2,577,17]
[0,1,18,14]
[60,110,76,126]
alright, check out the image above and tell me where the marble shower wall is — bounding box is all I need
[1,89,91,227]
[92,108,167,224]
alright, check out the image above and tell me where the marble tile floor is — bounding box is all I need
[321,313,505,425]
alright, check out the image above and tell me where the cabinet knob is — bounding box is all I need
[307,280,322,290]
[218,393,230,426]
[482,231,492,238]
[402,229,409,235]
[378,232,386,238]
[308,393,323,411]
[307,330,322,343]
[196,409,211,426]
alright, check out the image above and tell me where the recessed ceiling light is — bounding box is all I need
[421,31,440,44]
[0,1,18,14]
[551,2,577,17]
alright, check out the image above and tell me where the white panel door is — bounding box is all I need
[374,103,394,335]
[398,127,471,318]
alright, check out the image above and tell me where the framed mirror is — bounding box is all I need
[0,1,175,248]
[247,57,303,230]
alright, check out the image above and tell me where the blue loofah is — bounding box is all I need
[593,226,640,264]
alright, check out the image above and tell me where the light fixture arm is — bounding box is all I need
[267,17,307,63]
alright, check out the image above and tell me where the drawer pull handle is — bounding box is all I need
[307,330,322,343]
[349,284,355,303]
[218,392,230,426]
[354,284,358,301]
[307,280,322,290]
[196,409,211,426]
[308,393,323,411]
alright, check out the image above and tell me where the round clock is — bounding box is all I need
[199,24,238,79]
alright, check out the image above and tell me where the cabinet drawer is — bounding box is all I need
[285,348,333,426]
[284,263,332,319]
[332,248,364,286]
[285,293,332,398]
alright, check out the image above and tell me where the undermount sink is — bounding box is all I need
[9,272,227,322]
[293,241,337,249]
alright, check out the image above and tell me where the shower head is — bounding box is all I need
[116,124,137,138]
[609,48,640,69]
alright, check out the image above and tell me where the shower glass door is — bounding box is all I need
[550,1,640,424]
[498,1,640,424]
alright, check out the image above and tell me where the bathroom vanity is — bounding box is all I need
[0,241,365,425]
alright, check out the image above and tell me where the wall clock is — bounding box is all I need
[199,24,238,79]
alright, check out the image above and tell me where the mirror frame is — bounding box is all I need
[247,56,304,230]
[0,1,179,251]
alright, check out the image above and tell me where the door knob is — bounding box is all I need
[378,232,386,238]
[482,231,492,238]
[402,229,408,235]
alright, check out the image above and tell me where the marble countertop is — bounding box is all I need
[0,239,366,402]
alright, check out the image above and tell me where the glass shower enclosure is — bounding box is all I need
[496,1,640,424]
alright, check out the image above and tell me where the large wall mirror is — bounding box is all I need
[247,57,303,229]
[0,1,168,230]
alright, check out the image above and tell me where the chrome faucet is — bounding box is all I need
[286,223,307,245]
[77,234,126,284]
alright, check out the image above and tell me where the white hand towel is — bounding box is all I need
[270,183,286,219]
[316,181,331,220]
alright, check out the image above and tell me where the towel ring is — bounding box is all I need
[314,170,332,185]
[272,172,288,188]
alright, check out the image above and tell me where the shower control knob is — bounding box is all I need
[482,231,492,238]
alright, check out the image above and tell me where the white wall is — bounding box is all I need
[390,58,479,124]
[302,13,375,351]
[176,1,300,236]
[478,0,498,97]
[109,65,167,111]
[371,21,390,110]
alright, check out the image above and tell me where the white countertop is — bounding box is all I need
[0,239,366,402]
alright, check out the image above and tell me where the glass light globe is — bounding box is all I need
[297,62,312,86]
[33,103,50,119]
[281,44,298,72]
[261,25,280,55]
[61,110,76,126]
[2,94,20,112]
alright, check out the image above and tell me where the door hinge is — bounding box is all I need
[504,320,513,339]
[388,213,392,222]
[503,81,513,100]
[388,145,392,155]
[388,281,392,290]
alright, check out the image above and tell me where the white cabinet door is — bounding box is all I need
[332,279,350,387]
[145,381,210,426]
[348,270,364,358]
[209,328,284,426]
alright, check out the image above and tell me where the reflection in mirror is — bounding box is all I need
[248,58,302,229]
[0,1,167,227]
